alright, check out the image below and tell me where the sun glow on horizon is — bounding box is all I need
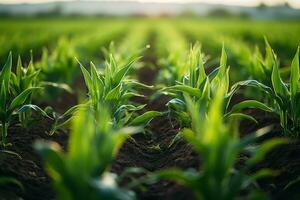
[0,0,299,8]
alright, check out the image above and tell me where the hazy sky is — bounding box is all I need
[1,0,300,8]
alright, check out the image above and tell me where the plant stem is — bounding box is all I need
[1,121,8,147]
[282,111,288,135]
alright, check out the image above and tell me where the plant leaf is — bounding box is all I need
[131,111,163,126]
[114,57,139,85]
[165,85,201,98]
[271,57,289,97]
[42,82,73,93]
[8,87,40,114]
[226,113,258,124]
[290,46,299,97]
[105,84,121,100]
[17,104,52,119]
[0,52,12,90]
[230,100,273,113]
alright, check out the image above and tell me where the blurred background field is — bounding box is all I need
[0,17,299,69]
[0,1,300,66]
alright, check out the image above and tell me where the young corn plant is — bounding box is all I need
[0,53,46,147]
[230,46,300,137]
[48,53,161,135]
[78,54,162,128]
[162,44,222,126]
[157,86,286,200]
[219,37,274,84]
[35,107,138,200]
[9,55,47,128]
[37,38,77,100]
[247,38,278,85]
[163,44,269,127]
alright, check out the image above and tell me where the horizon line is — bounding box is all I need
[0,0,297,8]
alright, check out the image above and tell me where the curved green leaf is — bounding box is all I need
[131,111,163,126]
[105,84,121,100]
[226,113,258,124]
[42,82,73,93]
[113,57,139,85]
[8,87,40,114]
[271,60,289,97]
[17,104,52,119]
[290,47,299,97]
[0,52,12,90]
[230,100,273,113]
[165,85,201,98]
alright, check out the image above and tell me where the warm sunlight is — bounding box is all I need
[1,0,300,8]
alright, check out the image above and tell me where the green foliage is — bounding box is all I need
[243,38,281,85]
[231,46,300,136]
[9,55,46,128]
[130,111,163,126]
[221,37,277,84]
[35,107,138,200]
[162,44,219,126]
[37,38,77,100]
[157,86,286,200]
[78,54,160,128]
[0,18,129,66]
[163,44,265,127]
[0,53,46,147]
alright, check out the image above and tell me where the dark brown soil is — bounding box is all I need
[38,90,78,114]
[257,141,300,200]
[112,38,200,200]
[238,107,300,199]
[0,75,81,200]
[38,75,86,114]
[239,108,280,137]
[0,119,68,200]
[112,106,200,200]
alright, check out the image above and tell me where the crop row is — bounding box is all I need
[0,19,300,199]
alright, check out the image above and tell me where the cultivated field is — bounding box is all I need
[0,17,300,200]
